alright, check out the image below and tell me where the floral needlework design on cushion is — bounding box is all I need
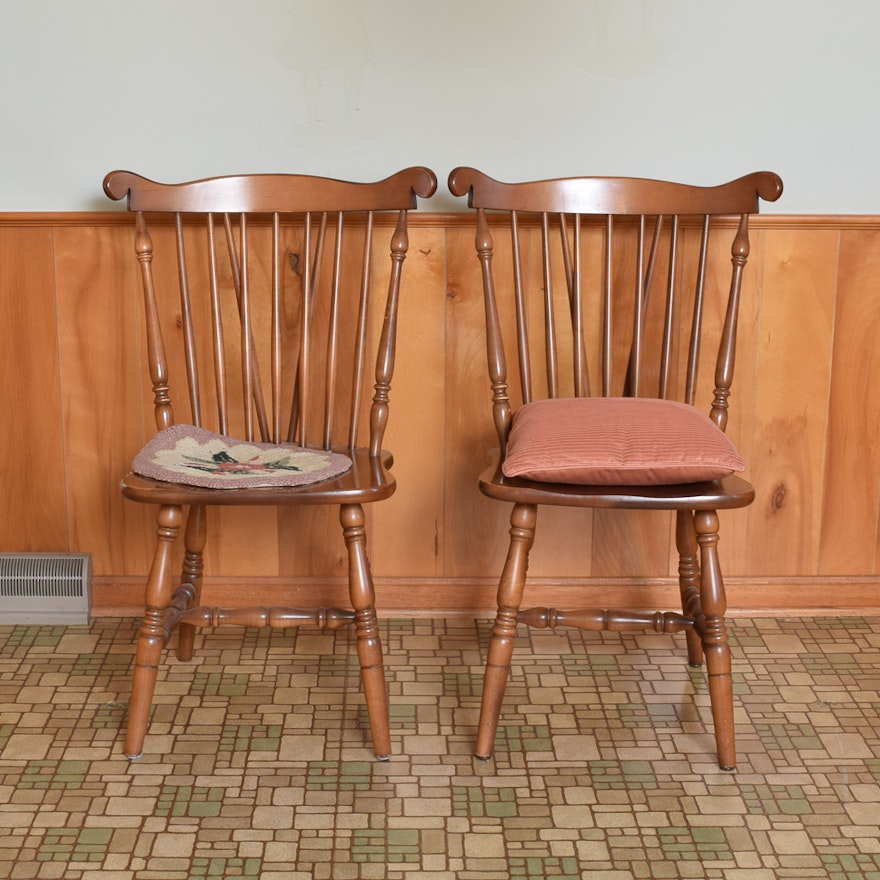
[132,424,352,489]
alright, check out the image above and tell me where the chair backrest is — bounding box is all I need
[448,167,782,451]
[105,168,437,455]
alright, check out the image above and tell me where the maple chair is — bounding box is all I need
[448,167,782,770]
[104,167,437,760]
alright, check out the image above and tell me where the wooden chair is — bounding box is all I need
[448,167,782,770]
[104,167,437,760]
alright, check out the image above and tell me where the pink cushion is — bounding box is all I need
[501,397,744,486]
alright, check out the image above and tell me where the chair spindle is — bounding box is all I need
[475,207,511,450]
[711,212,751,430]
[602,215,613,396]
[630,215,647,397]
[323,213,344,450]
[349,211,374,450]
[175,214,201,428]
[206,214,228,436]
[556,213,590,398]
[370,209,409,457]
[270,213,282,444]
[540,213,558,399]
[510,211,532,405]
[658,215,677,400]
[133,213,173,431]
[685,215,711,407]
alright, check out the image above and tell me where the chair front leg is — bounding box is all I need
[676,509,703,667]
[126,504,183,760]
[177,504,207,662]
[476,502,537,760]
[694,509,735,771]
[340,503,391,760]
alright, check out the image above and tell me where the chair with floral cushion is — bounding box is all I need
[448,166,782,770]
[104,167,437,760]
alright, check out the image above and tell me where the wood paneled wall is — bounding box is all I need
[1,213,879,616]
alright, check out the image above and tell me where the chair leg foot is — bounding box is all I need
[355,634,391,759]
[476,658,513,758]
[474,753,493,762]
[125,625,164,761]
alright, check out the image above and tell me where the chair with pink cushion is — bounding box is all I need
[448,166,782,770]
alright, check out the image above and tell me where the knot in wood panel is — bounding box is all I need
[772,483,787,511]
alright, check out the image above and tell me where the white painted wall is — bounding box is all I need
[0,0,874,212]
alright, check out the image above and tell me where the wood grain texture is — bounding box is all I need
[746,228,837,575]
[443,226,511,579]
[0,229,68,551]
[1,213,880,613]
[818,229,880,575]
[53,225,153,575]
[372,226,447,578]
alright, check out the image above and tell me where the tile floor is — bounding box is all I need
[1,615,879,879]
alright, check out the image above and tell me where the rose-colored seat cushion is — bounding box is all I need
[501,397,744,486]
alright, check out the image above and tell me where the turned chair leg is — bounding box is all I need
[340,503,391,760]
[695,509,735,771]
[676,510,704,668]
[476,503,537,760]
[176,505,206,663]
[125,504,183,760]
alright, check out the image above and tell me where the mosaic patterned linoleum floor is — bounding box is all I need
[1,615,880,879]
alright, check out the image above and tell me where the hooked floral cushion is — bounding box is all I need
[132,424,352,489]
[501,397,744,486]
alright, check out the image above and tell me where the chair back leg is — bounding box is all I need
[676,510,704,667]
[176,505,207,663]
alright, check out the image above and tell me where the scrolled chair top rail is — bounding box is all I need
[103,167,438,214]
[447,166,783,216]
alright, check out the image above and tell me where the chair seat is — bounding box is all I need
[122,447,395,506]
[480,460,755,510]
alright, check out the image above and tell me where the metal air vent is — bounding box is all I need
[0,553,91,624]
